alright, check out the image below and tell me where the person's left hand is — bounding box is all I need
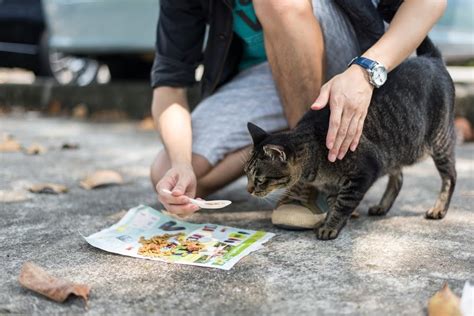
[311,65,374,162]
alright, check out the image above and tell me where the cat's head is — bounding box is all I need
[244,122,303,197]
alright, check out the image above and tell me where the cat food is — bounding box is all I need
[138,233,205,258]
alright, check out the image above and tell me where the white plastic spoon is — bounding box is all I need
[161,189,232,209]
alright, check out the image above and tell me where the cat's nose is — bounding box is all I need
[247,184,254,193]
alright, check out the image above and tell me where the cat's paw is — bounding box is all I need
[315,225,340,240]
[368,205,388,216]
[425,207,447,220]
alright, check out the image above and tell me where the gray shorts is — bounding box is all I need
[192,0,360,165]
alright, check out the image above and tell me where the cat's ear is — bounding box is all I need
[247,122,268,144]
[263,144,287,162]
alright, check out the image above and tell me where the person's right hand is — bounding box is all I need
[156,163,199,217]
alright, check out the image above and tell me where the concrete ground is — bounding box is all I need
[0,114,473,315]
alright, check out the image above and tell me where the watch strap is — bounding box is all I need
[349,56,377,70]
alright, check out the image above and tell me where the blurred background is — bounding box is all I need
[0,0,473,134]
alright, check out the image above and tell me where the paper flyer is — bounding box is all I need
[84,205,275,270]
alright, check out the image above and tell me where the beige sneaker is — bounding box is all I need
[272,183,327,230]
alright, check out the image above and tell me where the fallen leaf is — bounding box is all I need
[61,143,80,150]
[18,262,90,307]
[80,170,124,190]
[461,281,474,316]
[454,117,473,143]
[24,144,47,155]
[0,135,22,152]
[428,282,461,316]
[0,190,30,203]
[48,100,62,115]
[90,110,128,122]
[72,104,88,119]
[138,116,155,131]
[28,183,68,194]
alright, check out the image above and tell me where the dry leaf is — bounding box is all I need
[0,190,30,203]
[61,143,80,150]
[28,183,68,194]
[18,262,90,307]
[90,110,128,122]
[24,144,47,155]
[138,116,155,131]
[454,117,473,143]
[80,170,124,190]
[48,100,62,115]
[72,104,88,119]
[428,282,461,316]
[0,136,22,152]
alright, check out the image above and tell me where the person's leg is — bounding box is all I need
[255,0,362,229]
[196,147,251,197]
[254,0,324,128]
[254,0,361,125]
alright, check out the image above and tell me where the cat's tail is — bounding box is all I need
[416,36,442,59]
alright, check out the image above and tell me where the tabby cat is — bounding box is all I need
[244,38,456,240]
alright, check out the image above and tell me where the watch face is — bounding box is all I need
[372,65,387,87]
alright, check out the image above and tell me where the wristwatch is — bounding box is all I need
[348,56,387,88]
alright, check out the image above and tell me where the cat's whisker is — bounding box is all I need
[261,196,277,208]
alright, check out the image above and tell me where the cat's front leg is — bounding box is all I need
[315,176,373,240]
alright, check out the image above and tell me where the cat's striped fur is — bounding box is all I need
[244,37,456,240]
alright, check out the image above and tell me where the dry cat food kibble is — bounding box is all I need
[138,233,205,258]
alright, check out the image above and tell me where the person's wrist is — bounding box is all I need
[347,65,374,91]
[171,160,192,170]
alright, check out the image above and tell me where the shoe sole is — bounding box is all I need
[272,204,326,230]
[272,223,313,231]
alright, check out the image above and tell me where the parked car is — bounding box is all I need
[42,0,158,85]
[0,0,48,76]
[1,0,472,86]
[429,0,474,62]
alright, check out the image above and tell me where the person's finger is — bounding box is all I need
[329,108,354,162]
[350,113,366,152]
[185,180,197,198]
[337,114,360,160]
[157,183,189,205]
[311,82,331,110]
[172,174,191,196]
[326,99,342,151]
[167,202,199,216]
[159,192,189,205]
[156,174,175,192]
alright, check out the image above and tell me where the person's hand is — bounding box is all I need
[311,65,374,162]
[156,163,199,217]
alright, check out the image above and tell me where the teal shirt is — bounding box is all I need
[232,1,267,71]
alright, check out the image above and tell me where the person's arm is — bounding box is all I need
[152,87,199,215]
[311,0,447,162]
[150,0,206,215]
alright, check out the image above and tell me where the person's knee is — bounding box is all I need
[254,0,313,27]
